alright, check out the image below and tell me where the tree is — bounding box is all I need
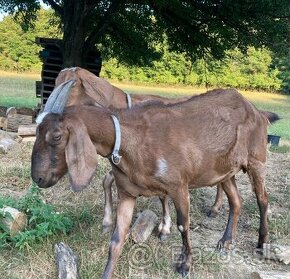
[0,9,60,71]
[0,0,289,68]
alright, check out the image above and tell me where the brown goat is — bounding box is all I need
[31,86,270,278]
[54,67,279,238]
[55,67,191,238]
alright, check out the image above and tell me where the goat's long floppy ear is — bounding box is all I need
[65,120,98,192]
[77,69,115,107]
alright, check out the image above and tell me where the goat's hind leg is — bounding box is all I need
[248,160,268,249]
[217,177,241,252]
[102,171,115,233]
[158,196,172,241]
[172,189,192,277]
[208,183,224,217]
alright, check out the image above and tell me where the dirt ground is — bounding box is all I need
[0,140,290,278]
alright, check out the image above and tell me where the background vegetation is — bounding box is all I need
[1,73,290,141]
[0,10,289,93]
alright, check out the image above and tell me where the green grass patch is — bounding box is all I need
[0,74,38,108]
[269,214,290,240]
[0,184,73,249]
[269,145,290,154]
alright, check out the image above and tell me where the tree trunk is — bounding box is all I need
[62,0,87,67]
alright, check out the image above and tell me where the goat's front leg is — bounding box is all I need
[208,183,224,217]
[247,160,268,249]
[102,192,136,279]
[102,171,115,233]
[172,189,191,277]
[158,196,172,241]
[217,176,241,251]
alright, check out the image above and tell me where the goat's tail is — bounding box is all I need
[260,110,280,124]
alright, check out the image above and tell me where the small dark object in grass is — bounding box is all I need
[267,135,280,146]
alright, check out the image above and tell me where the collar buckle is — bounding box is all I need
[111,153,122,165]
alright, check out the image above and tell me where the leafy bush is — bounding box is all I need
[102,47,283,92]
[275,54,290,93]
[0,184,73,249]
[0,9,60,72]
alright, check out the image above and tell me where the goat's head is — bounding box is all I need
[55,67,117,107]
[31,79,98,192]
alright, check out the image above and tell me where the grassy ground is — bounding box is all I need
[0,71,39,108]
[0,142,289,278]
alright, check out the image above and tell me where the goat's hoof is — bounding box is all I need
[255,240,266,254]
[176,264,189,278]
[207,209,218,218]
[255,247,263,255]
[216,239,233,252]
[102,224,112,234]
[159,233,169,242]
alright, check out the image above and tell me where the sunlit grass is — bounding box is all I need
[0,74,39,108]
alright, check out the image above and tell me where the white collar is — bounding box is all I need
[110,115,122,165]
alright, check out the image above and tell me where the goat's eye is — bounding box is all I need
[54,135,62,141]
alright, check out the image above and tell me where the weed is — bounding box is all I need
[0,184,74,249]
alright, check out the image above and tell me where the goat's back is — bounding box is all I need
[119,89,268,186]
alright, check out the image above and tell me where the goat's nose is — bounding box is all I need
[32,175,44,186]
[37,177,44,184]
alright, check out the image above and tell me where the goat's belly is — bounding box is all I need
[188,168,238,188]
[116,173,170,198]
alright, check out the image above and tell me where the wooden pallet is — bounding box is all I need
[35,37,102,106]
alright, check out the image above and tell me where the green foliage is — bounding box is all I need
[0,1,289,66]
[0,184,73,249]
[102,47,283,92]
[0,7,288,92]
[275,53,290,93]
[269,145,290,154]
[0,9,60,72]
[0,9,288,92]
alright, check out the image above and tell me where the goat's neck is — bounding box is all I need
[79,106,142,172]
[78,108,116,157]
[109,88,128,109]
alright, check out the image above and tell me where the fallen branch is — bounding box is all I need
[18,124,37,136]
[55,242,78,279]
[131,209,158,243]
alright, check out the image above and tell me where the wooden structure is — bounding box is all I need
[36,37,102,105]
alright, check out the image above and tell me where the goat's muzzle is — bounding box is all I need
[31,174,56,188]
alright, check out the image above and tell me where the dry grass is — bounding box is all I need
[0,141,290,278]
[0,70,40,79]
